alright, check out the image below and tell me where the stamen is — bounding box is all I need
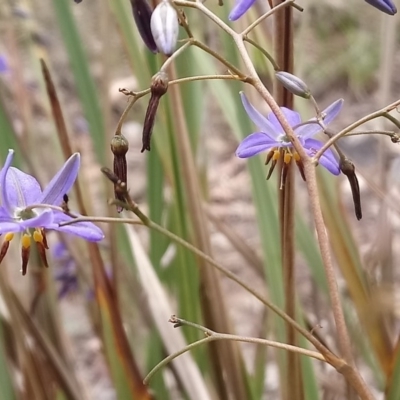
[267,159,278,180]
[21,234,31,249]
[295,159,306,181]
[42,230,49,250]
[33,230,44,244]
[5,233,14,242]
[36,241,49,268]
[0,232,14,264]
[284,152,292,164]
[281,163,290,189]
[265,149,276,165]
[21,234,31,276]
[33,230,49,267]
[21,248,30,276]
[272,150,280,161]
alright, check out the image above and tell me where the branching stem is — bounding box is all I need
[144,315,325,384]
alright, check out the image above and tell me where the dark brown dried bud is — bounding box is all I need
[141,71,169,152]
[111,135,129,212]
[340,158,362,220]
[130,0,158,53]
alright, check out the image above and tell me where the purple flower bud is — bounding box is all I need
[130,0,158,53]
[275,71,311,99]
[364,0,397,15]
[150,0,179,56]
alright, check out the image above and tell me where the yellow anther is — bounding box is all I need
[21,234,31,249]
[4,233,14,242]
[33,230,44,243]
[284,152,292,164]
[272,150,280,161]
[293,152,300,162]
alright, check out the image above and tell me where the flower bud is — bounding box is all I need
[130,0,158,53]
[111,135,129,212]
[150,0,179,56]
[142,71,169,152]
[275,71,311,99]
[340,158,362,220]
[364,0,397,15]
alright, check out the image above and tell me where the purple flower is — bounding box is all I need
[0,55,8,74]
[130,0,158,53]
[365,0,397,15]
[53,242,79,298]
[0,150,104,274]
[229,0,256,20]
[236,92,343,178]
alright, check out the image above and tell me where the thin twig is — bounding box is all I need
[313,99,400,161]
[144,315,325,384]
[241,0,296,37]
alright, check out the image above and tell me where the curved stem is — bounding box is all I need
[241,0,296,36]
[144,337,212,384]
[144,316,326,384]
[62,206,331,357]
[114,95,142,135]
[244,37,280,70]
[344,130,399,140]
[191,39,247,78]
[313,98,400,162]
[174,0,236,37]
[160,41,192,72]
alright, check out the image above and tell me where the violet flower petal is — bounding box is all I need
[236,132,278,158]
[296,99,344,139]
[267,107,302,132]
[53,242,68,260]
[0,150,16,213]
[304,138,340,175]
[229,0,256,20]
[5,167,42,206]
[0,208,54,234]
[51,212,104,242]
[39,153,80,206]
[240,92,279,138]
[365,0,397,15]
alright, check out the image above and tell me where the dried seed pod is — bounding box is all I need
[150,0,179,56]
[141,71,169,152]
[111,134,129,211]
[340,158,362,220]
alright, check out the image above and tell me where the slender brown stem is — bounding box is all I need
[144,316,326,384]
[313,98,400,161]
[241,0,295,36]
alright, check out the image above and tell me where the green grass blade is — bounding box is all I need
[0,99,22,165]
[0,318,16,400]
[51,0,105,163]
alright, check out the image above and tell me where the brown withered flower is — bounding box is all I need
[141,71,169,152]
[111,135,129,211]
[340,157,362,220]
